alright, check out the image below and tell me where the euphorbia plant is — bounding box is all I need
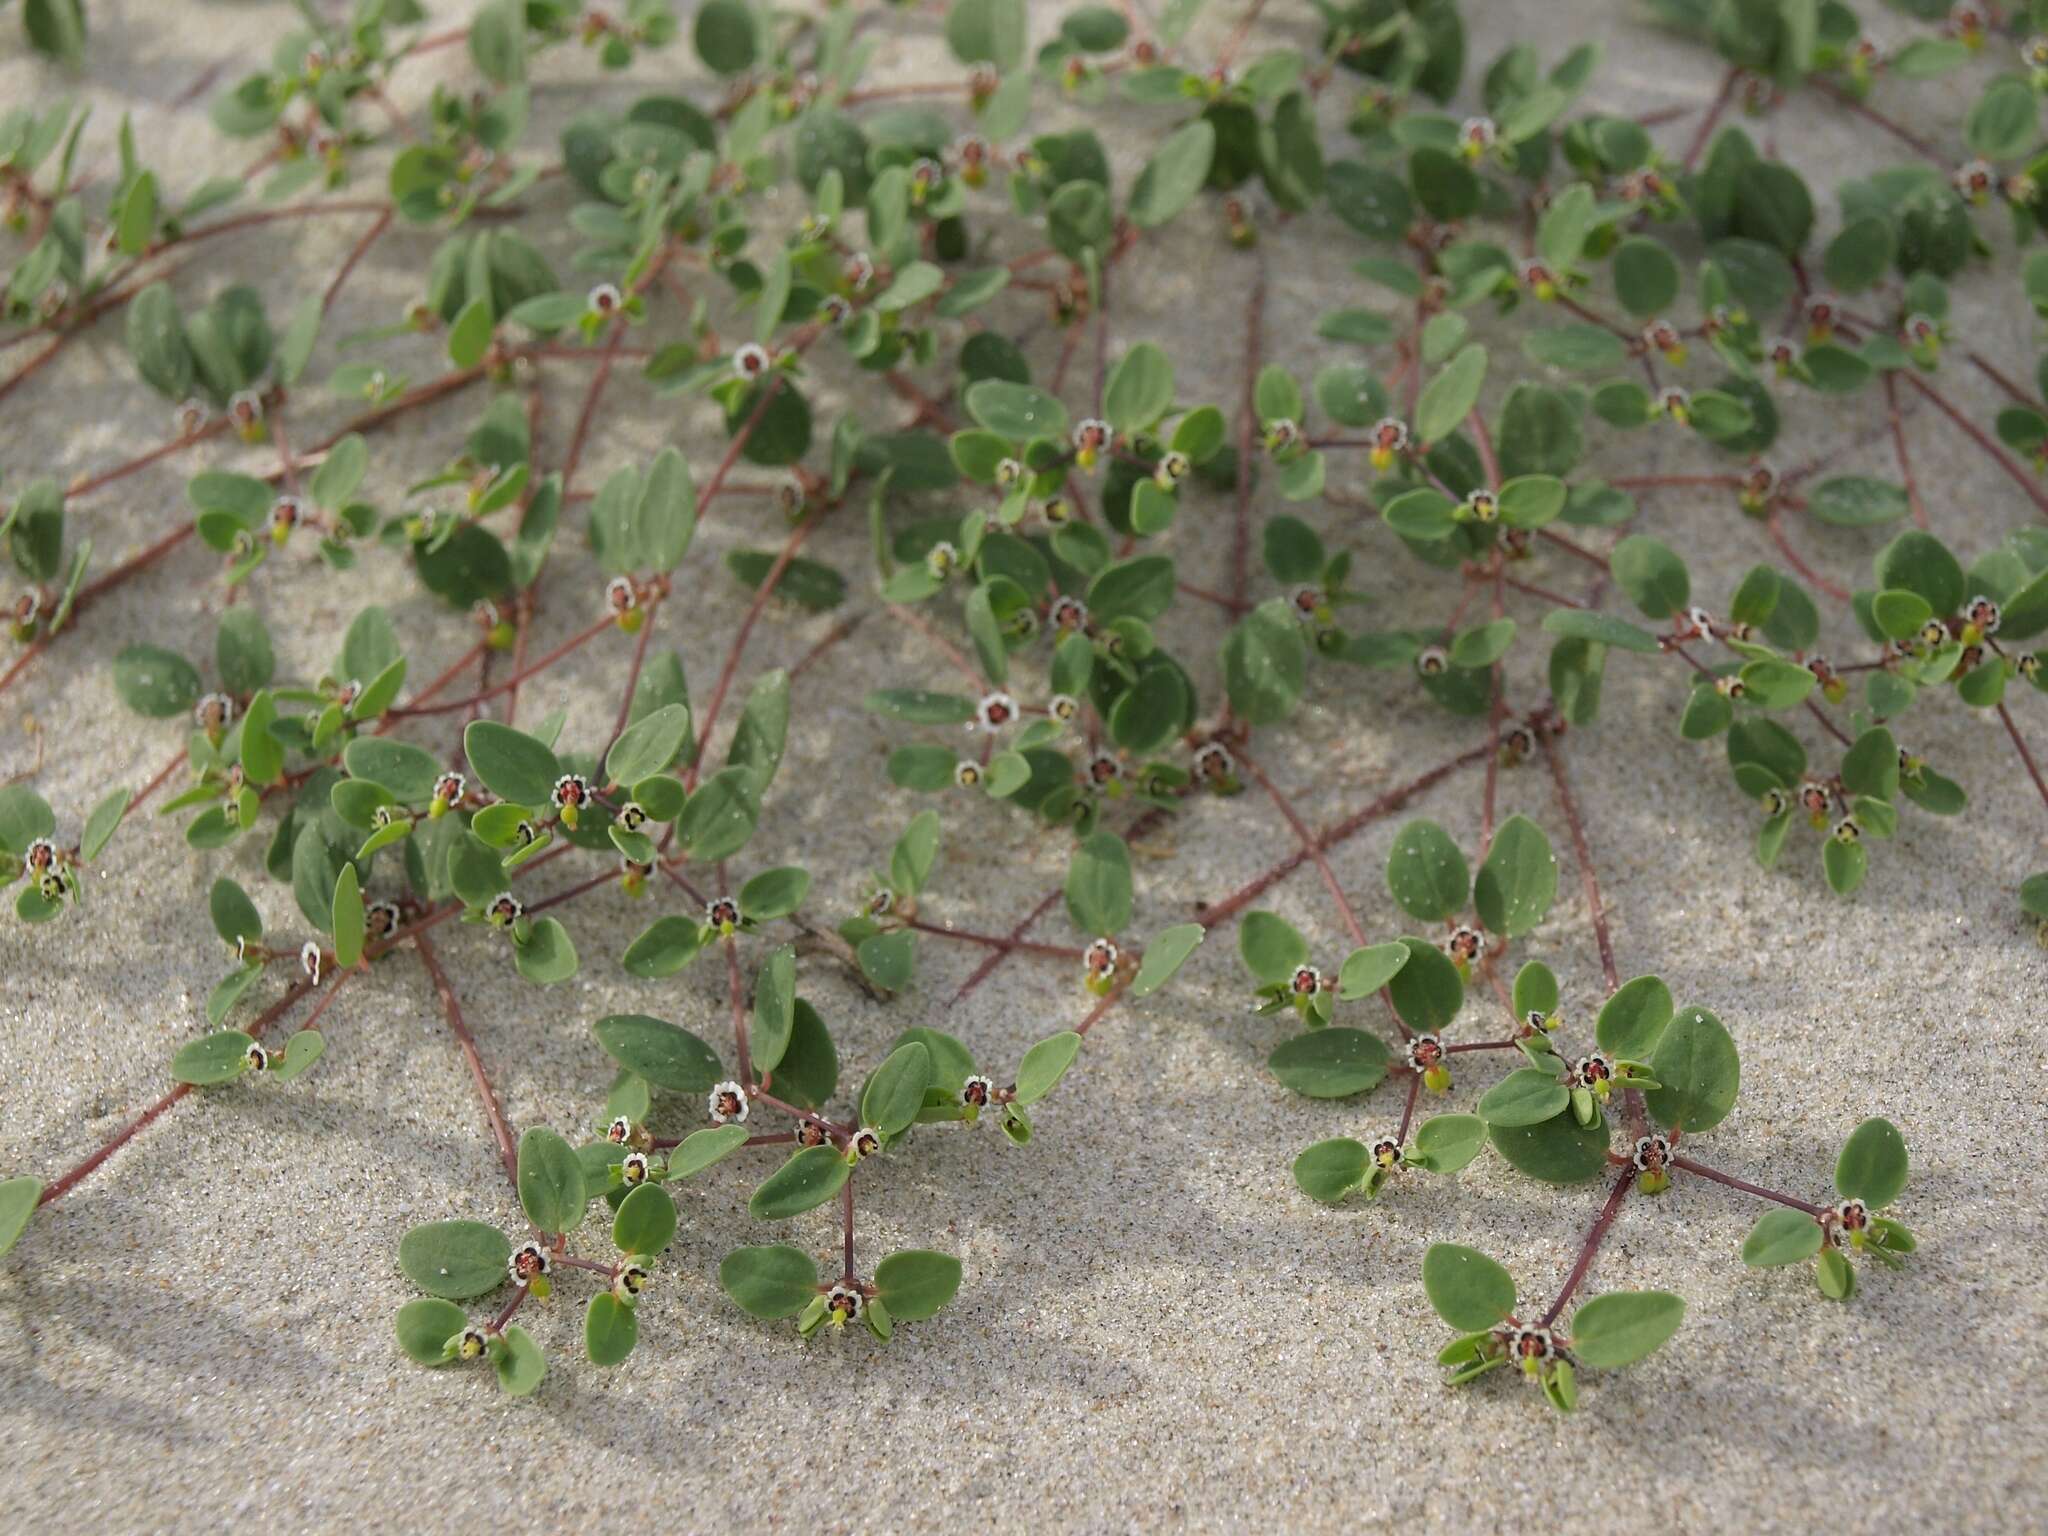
[6,0,2030,1407]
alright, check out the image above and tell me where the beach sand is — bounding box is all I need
[2,2,2044,1530]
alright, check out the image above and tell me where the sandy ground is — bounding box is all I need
[2,1,2045,1531]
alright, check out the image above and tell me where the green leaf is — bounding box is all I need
[889,809,941,897]
[605,703,690,787]
[274,1029,324,1082]
[676,766,760,861]
[1738,658,1816,708]
[1386,938,1463,1033]
[1611,237,1679,316]
[112,644,200,717]
[1536,182,1595,272]
[1065,831,1132,935]
[516,1127,586,1234]
[1267,1029,1390,1098]
[592,1015,722,1093]
[720,1243,819,1318]
[342,739,443,804]
[667,1124,752,1178]
[209,878,263,948]
[1293,1138,1370,1203]
[612,1182,678,1254]
[1568,1291,1684,1368]
[463,721,561,807]
[1477,1068,1570,1128]
[1524,325,1627,373]
[695,0,760,73]
[0,786,54,853]
[858,931,916,991]
[1221,600,1308,726]
[866,688,977,724]
[622,916,703,978]
[1337,941,1409,998]
[1875,530,1963,616]
[749,1145,851,1219]
[963,379,1068,441]
[1473,815,1556,938]
[1103,342,1175,434]
[1014,1031,1083,1105]
[1816,1244,1855,1301]
[1131,923,1203,996]
[1415,344,1487,445]
[494,1325,545,1396]
[861,1040,931,1136]
[1238,910,1308,984]
[1609,535,1690,619]
[469,0,527,84]
[1412,1113,1487,1175]
[1595,975,1673,1059]
[1512,961,1559,1019]
[513,917,578,984]
[1965,75,2036,160]
[1642,1006,1740,1134]
[1835,1117,1908,1208]
[750,944,798,1075]
[398,1219,511,1299]
[79,786,131,862]
[585,1292,639,1366]
[1386,819,1469,922]
[171,1030,256,1085]
[1742,1207,1824,1267]
[1823,834,1868,896]
[1129,119,1216,228]
[1421,1243,1517,1331]
[1489,1107,1611,1183]
[873,1249,963,1320]
[215,608,275,694]
[331,863,365,970]
[394,1297,468,1365]
[0,1176,42,1259]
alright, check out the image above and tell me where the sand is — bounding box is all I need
[2,2,2045,1531]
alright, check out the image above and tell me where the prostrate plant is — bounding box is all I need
[3,0,2030,1406]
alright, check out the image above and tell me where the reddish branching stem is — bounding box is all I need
[1541,1164,1635,1327]
[415,934,519,1189]
[1538,726,1620,996]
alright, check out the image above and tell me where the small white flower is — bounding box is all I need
[509,1241,551,1284]
[194,692,236,732]
[825,1283,863,1322]
[707,1080,749,1124]
[300,940,322,982]
[974,691,1018,731]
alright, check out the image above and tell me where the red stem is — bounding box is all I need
[1538,726,1620,995]
[1540,1164,1634,1327]
[415,933,519,1190]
